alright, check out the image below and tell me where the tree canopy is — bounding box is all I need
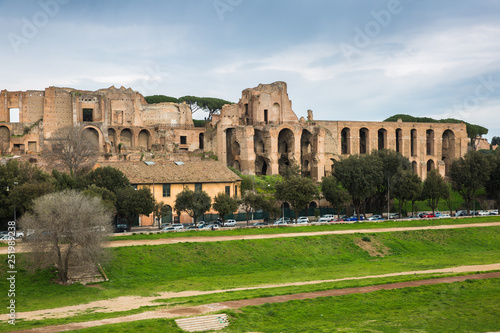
[421,169,448,214]
[44,126,99,177]
[333,154,384,220]
[212,192,239,223]
[144,95,178,104]
[275,173,319,220]
[321,175,351,217]
[19,190,113,284]
[115,187,155,226]
[83,167,131,194]
[384,114,488,138]
[174,187,212,224]
[450,151,491,214]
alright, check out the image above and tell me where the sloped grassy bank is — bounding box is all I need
[1,227,499,315]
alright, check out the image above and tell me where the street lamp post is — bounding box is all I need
[6,182,18,222]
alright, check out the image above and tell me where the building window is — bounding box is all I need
[83,108,93,122]
[225,186,230,196]
[234,185,238,198]
[180,136,187,144]
[195,183,202,192]
[163,184,171,197]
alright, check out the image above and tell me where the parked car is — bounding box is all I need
[321,214,335,220]
[224,219,237,227]
[274,217,291,224]
[455,210,467,217]
[389,213,400,219]
[296,216,309,224]
[317,217,331,223]
[202,224,219,230]
[439,213,451,218]
[114,223,128,233]
[478,210,490,216]
[434,212,442,218]
[368,215,383,221]
[274,220,288,225]
[253,222,268,226]
[490,210,498,215]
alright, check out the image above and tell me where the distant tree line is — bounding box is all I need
[384,114,488,139]
[144,95,232,120]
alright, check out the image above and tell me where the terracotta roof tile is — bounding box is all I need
[96,160,241,184]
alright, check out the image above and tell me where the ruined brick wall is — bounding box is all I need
[42,87,73,136]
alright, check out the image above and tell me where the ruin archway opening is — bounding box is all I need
[411,129,417,157]
[278,128,294,175]
[108,128,116,148]
[378,129,387,150]
[426,129,434,155]
[138,130,150,150]
[255,156,269,176]
[427,159,435,171]
[120,129,133,148]
[341,128,350,155]
[359,128,369,154]
[442,130,455,176]
[396,129,403,153]
[81,127,100,150]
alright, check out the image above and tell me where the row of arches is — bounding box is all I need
[226,127,316,177]
[341,127,456,174]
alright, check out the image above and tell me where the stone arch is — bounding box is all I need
[108,128,116,148]
[226,128,240,168]
[255,156,269,176]
[301,129,313,177]
[138,129,151,150]
[442,130,455,176]
[411,129,417,157]
[161,205,173,224]
[427,159,435,171]
[254,129,267,155]
[396,129,403,153]
[412,161,418,174]
[426,129,434,155]
[0,126,10,154]
[278,128,294,175]
[233,160,241,171]
[272,103,280,119]
[378,128,387,150]
[359,128,369,154]
[120,128,133,148]
[81,126,100,150]
[341,127,350,154]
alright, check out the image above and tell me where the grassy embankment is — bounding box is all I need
[70,278,500,333]
[0,225,498,331]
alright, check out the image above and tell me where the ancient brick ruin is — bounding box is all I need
[0,81,469,180]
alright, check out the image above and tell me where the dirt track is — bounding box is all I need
[19,271,500,333]
[17,263,500,321]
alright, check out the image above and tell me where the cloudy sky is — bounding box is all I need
[1,0,499,140]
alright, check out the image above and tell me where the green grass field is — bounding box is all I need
[68,278,500,333]
[0,223,499,332]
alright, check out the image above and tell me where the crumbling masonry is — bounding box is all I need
[0,82,469,180]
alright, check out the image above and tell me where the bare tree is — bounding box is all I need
[45,126,99,177]
[19,190,113,285]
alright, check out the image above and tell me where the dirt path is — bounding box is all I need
[17,263,500,321]
[3,222,500,254]
[19,271,500,333]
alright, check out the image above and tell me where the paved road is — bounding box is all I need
[3,221,500,254]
